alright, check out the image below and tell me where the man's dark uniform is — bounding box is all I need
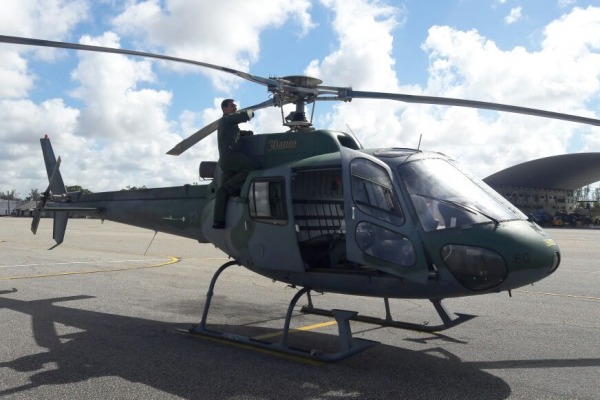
[213,111,260,227]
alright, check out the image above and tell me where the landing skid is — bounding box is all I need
[301,293,475,332]
[186,261,377,362]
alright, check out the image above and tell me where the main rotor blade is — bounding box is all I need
[347,90,600,126]
[166,98,277,156]
[0,35,279,88]
[166,120,220,156]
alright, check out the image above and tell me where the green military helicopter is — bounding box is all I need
[3,35,599,361]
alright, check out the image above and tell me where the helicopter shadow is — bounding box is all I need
[0,290,521,399]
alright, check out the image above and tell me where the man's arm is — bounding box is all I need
[226,110,253,125]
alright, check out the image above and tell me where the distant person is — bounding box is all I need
[213,99,259,229]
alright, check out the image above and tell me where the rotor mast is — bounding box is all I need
[277,75,324,131]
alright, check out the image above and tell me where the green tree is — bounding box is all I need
[575,187,583,203]
[583,185,591,201]
[25,188,42,201]
[66,185,93,194]
[0,190,20,200]
[122,185,147,191]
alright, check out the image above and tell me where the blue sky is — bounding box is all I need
[1,0,599,197]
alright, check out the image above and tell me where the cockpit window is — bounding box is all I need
[350,158,404,225]
[397,158,526,231]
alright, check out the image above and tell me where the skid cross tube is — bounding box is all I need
[302,294,475,332]
[189,261,377,361]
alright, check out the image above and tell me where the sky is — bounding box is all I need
[1,0,599,198]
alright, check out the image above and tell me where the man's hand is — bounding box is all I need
[246,110,254,119]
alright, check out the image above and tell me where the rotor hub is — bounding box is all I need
[280,75,323,88]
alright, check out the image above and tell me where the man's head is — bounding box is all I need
[221,98,237,115]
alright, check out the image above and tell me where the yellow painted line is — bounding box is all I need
[179,319,340,365]
[0,259,169,269]
[253,320,338,340]
[516,289,600,301]
[0,256,180,281]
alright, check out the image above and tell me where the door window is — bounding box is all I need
[350,158,404,225]
[248,178,287,225]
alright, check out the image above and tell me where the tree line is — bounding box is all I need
[574,185,600,203]
[0,186,93,202]
[0,184,149,202]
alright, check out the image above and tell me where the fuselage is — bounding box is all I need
[46,129,560,299]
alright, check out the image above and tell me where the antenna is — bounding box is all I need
[345,124,364,148]
[417,133,422,150]
[144,231,158,256]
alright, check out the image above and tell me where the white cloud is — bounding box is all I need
[0,0,89,97]
[0,98,81,198]
[542,6,600,56]
[558,0,577,8]
[311,2,600,179]
[0,50,34,98]
[504,6,523,24]
[111,0,316,91]
[0,0,90,197]
[57,31,204,191]
[413,9,600,176]
[308,0,403,89]
[304,0,408,150]
[0,0,88,39]
[69,32,167,139]
[0,0,315,196]
[2,1,600,199]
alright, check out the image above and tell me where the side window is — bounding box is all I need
[248,178,287,225]
[350,158,404,225]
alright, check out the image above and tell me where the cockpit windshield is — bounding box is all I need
[396,158,526,231]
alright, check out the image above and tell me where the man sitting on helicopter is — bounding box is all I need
[213,98,260,229]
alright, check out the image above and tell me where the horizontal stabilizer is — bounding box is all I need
[44,206,100,212]
[51,211,69,249]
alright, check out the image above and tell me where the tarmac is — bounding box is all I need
[0,217,598,399]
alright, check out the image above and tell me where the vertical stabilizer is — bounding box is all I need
[36,136,69,248]
[40,136,66,195]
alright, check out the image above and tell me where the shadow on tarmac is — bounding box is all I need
[0,288,572,399]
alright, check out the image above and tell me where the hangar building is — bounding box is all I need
[483,153,600,215]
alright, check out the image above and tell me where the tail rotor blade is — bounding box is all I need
[31,191,49,235]
[31,208,42,235]
[31,156,62,234]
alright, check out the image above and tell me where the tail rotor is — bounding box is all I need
[31,156,61,234]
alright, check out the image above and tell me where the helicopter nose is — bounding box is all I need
[439,221,560,292]
[549,250,561,274]
[495,223,561,290]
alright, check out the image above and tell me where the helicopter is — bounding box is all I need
[2,35,599,361]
